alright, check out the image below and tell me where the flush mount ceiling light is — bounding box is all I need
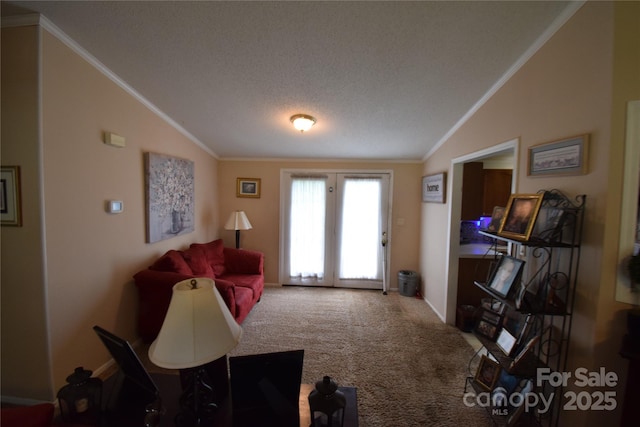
[290,114,317,133]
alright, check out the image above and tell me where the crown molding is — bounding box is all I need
[423,1,586,161]
[1,13,41,28]
[2,13,218,159]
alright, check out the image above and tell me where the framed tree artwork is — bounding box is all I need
[145,152,194,243]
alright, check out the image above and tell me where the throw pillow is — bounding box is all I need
[182,246,214,277]
[190,239,226,276]
[149,250,192,275]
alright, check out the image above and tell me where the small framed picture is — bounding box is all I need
[475,355,501,391]
[476,320,499,341]
[510,335,540,370]
[496,328,517,356]
[487,206,505,233]
[498,193,544,241]
[422,172,446,203]
[1,166,22,227]
[480,309,502,326]
[531,207,566,243]
[236,178,261,198]
[486,255,525,299]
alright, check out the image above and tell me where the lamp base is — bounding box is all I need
[175,367,217,427]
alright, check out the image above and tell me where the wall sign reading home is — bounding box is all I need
[144,152,194,243]
[422,172,446,203]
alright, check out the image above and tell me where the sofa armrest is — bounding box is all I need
[223,248,264,275]
[133,270,195,341]
[213,278,237,318]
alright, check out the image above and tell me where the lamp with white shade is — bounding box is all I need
[148,278,242,426]
[225,211,252,249]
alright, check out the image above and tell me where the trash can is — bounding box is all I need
[398,270,419,297]
[456,305,477,332]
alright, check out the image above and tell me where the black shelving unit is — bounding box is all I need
[463,190,585,427]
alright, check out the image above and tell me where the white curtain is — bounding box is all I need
[289,177,326,279]
[339,178,382,280]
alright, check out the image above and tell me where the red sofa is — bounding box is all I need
[133,239,264,342]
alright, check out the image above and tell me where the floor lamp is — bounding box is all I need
[148,278,242,426]
[225,211,252,249]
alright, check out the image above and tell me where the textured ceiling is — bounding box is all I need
[2,1,576,160]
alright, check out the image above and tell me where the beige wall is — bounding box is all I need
[217,160,423,287]
[420,2,639,424]
[1,25,53,402]
[1,24,221,401]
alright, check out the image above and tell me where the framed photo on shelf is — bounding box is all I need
[498,193,544,241]
[486,255,525,299]
[496,328,517,356]
[480,308,502,326]
[509,335,540,370]
[531,207,566,243]
[527,134,589,177]
[476,320,499,341]
[422,172,446,203]
[487,206,505,233]
[474,355,501,391]
[236,178,261,198]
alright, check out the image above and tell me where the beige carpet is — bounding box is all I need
[228,286,491,427]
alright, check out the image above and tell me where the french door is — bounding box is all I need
[280,171,391,289]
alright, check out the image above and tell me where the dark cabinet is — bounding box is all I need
[462,163,512,220]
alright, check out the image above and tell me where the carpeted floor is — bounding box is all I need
[227,286,491,427]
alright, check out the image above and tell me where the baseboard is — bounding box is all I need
[264,282,281,287]
[422,295,447,323]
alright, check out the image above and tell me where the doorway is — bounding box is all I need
[279,170,391,289]
[444,139,518,324]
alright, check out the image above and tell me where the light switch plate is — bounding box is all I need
[106,200,124,213]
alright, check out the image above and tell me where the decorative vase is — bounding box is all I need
[171,210,183,233]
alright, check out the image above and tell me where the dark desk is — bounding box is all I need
[151,374,359,427]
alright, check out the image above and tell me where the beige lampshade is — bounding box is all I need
[224,211,252,231]
[148,278,242,369]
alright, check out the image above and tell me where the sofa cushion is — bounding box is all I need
[223,247,263,274]
[190,239,226,276]
[149,250,192,275]
[182,246,214,277]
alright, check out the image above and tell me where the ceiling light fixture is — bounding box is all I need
[290,114,316,133]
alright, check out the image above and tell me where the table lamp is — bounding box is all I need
[148,278,242,426]
[224,211,252,248]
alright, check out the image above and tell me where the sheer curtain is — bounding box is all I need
[339,178,382,280]
[289,177,326,279]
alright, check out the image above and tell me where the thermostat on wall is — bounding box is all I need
[106,200,124,214]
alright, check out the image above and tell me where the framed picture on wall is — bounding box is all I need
[1,166,22,227]
[422,172,446,203]
[237,178,261,198]
[527,134,589,177]
[144,152,195,243]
